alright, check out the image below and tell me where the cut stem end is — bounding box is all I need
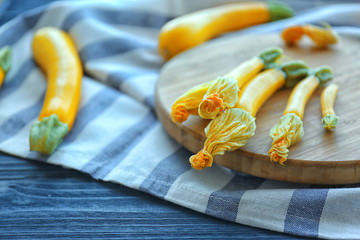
[322,114,339,131]
[29,114,69,155]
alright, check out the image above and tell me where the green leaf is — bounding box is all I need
[268,1,295,22]
[0,46,12,73]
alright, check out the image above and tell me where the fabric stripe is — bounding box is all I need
[81,111,157,178]
[205,174,264,222]
[104,124,180,189]
[0,120,36,159]
[0,70,45,127]
[164,165,235,213]
[0,0,10,23]
[107,68,158,87]
[0,95,43,143]
[75,77,111,108]
[62,87,120,145]
[0,6,45,46]
[236,181,296,233]
[284,189,329,238]
[79,37,154,62]
[139,147,192,198]
[69,16,160,52]
[319,188,360,239]
[85,50,163,86]
[0,59,36,100]
[62,8,171,32]
[119,73,158,105]
[143,94,155,109]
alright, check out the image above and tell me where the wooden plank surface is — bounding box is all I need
[0,1,307,239]
[155,33,360,185]
[0,153,307,240]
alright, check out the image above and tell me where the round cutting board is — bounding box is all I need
[155,33,360,185]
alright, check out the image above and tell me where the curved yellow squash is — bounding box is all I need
[0,68,4,87]
[0,46,12,88]
[30,27,83,154]
[159,2,293,60]
[321,83,339,131]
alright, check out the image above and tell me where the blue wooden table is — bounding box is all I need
[0,1,309,239]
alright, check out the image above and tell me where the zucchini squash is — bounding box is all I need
[171,47,283,123]
[29,27,83,155]
[159,2,293,60]
[0,46,12,88]
[268,66,333,164]
[321,83,339,131]
[190,61,310,170]
[198,47,283,119]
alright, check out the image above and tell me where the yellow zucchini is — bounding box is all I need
[190,61,309,170]
[321,83,339,130]
[30,27,83,155]
[159,2,293,60]
[171,47,283,123]
[170,81,212,123]
[0,46,12,88]
[268,66,333,164]
[198,47,283,119]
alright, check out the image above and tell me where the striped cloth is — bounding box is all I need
[0,0,359,238]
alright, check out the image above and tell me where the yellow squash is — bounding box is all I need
[321,83,339,130]
[268,66,333,164]
[171,47,284,123]
[190,61,310,170]
[170,81,211,123]
[235,68,285,117]
[0,46,12,88]
[159,2,293,60]
[30,27,83,155]
[0,68,4,87]
[198,47,283,119]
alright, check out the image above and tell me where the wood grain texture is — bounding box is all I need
[155,33,360,185]
[0,153,306,240]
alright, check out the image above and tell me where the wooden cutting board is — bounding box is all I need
[155,33,360,185]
